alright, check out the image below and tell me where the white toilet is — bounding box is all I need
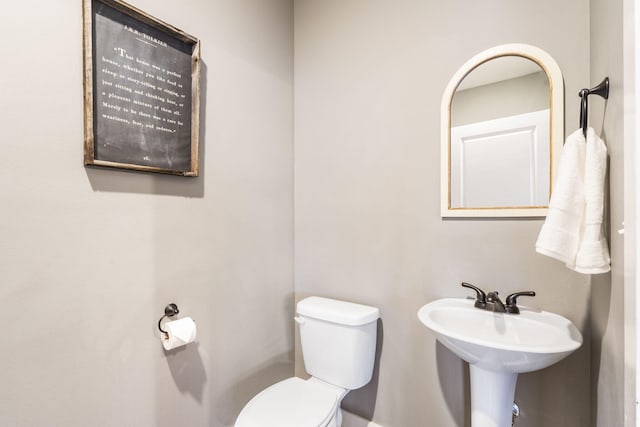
[235,296,380,427]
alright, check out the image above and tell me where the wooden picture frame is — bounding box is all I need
[83,0,201,176]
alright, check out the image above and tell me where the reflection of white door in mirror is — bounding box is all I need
[440,44,564,217]
[450,109,550,208]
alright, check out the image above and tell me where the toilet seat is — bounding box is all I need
[235,377,339,427]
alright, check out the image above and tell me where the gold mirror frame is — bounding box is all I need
[441,44,564,217]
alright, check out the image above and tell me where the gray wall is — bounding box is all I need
[589,0,625,425]
[0,0,293,426]
[294,1,592,426]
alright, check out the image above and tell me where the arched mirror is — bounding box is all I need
[441,44,564,217]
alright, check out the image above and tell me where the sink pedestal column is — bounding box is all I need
[469,365,517,427]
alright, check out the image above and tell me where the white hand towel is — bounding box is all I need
[535,129,586,266]
[574,128,610,273]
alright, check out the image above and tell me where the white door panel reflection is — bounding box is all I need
[450,109,550,208]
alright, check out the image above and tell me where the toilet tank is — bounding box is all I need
[296,296,379,390]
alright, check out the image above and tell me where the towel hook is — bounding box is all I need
[579,77,609,137]
[158,303,179,337]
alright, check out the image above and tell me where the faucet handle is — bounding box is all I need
[461,282,486,308]
[505,291,536,314]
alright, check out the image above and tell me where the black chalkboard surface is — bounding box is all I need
[83,0,200,176]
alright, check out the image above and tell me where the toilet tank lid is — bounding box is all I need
[297,297,380,326]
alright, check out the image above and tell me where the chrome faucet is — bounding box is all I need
[461,282,535,315]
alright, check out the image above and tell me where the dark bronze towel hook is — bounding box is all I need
[579,77,609,137]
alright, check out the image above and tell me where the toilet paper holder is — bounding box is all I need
[158,303,179,338]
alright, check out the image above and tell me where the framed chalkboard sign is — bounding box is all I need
[83,0,201,176]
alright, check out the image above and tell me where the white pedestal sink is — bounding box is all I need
[418,298,583,427]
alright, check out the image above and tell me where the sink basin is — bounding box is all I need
[418,298,583,427]
[418,298,583,373]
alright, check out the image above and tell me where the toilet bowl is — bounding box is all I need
[234,377,344,427]
[235,296,379,427]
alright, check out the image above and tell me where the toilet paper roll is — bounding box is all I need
[161,317,197,350]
